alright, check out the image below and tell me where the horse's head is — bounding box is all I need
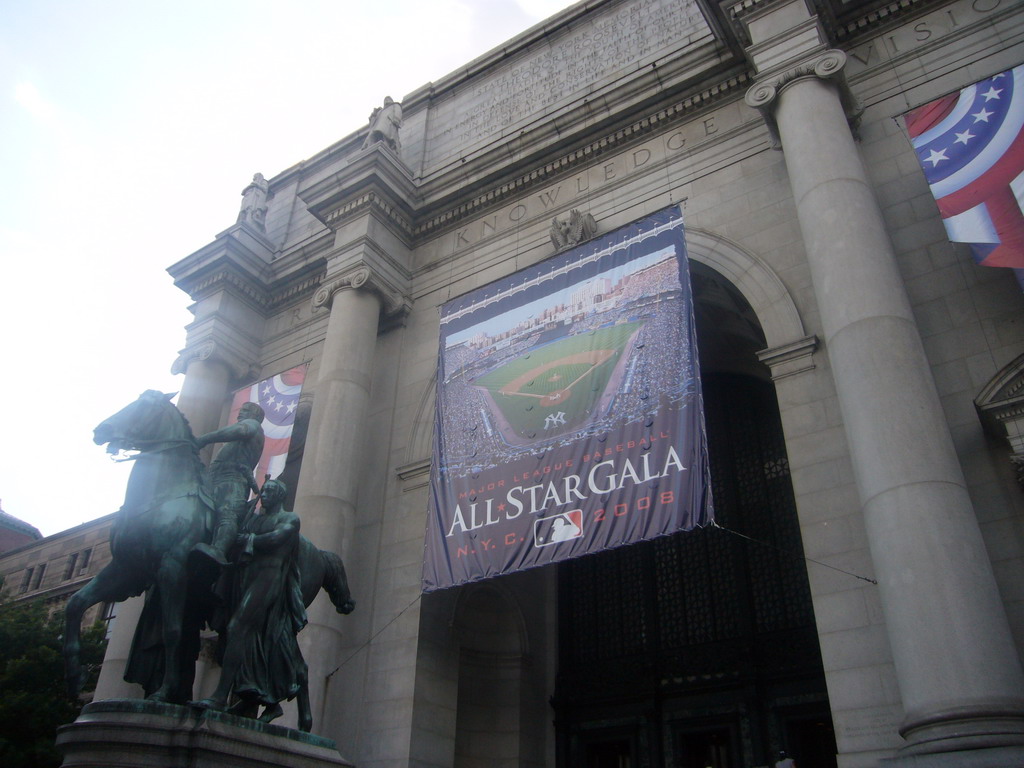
[94,390,183,454]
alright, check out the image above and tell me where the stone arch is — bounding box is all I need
[406,371,436,466]
[450,582,531,768]
[685,227,808,349]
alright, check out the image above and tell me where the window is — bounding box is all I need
[78,548,92,575]
[63,553,79,581]
[32,564,46,590]
[19,567,33,593]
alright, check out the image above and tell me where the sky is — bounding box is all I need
[0,0,580,536]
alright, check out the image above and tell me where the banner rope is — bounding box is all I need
[325,518,875,684]
[324,593,423,680]
[710,519,878,585]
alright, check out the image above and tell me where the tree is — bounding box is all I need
[0,595,107,768]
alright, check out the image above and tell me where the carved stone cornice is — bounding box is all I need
[299,143,419,247]
[168,224,273,311]
[725,0,937,48]
[311,262,412,320]
[321,189,414,242]
[725,0,776,46]
[975,353,1024,492]
[266,276,322,314]
[180,264,271,310]
[744,49,861,149]
[264,260,326,315]
[414,70,752,239]
[976,353,1024,440]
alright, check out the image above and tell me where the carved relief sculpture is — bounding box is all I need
[549,209,598,252]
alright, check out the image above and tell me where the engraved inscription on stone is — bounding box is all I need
[443,102,743,255]
[425,0,710,168]
[845,0,1007,75]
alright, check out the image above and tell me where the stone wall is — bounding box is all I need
[159,0,1024,766]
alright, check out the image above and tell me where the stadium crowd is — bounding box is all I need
[437,257,697,478]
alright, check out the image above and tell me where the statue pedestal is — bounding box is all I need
[57,699,354,768]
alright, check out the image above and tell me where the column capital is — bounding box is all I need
[311,261,411,320]
[170,338,258,382]
[745,49,861,149]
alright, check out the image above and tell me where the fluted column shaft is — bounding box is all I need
[748,57,1024,755]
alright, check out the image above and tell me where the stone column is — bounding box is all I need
[294,265,384,735]
[746,51,1024,759]
[92,598,144,699]
[93,341,247,701]
[174,347,234,436]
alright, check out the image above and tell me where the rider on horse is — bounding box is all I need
[193,401,265,567]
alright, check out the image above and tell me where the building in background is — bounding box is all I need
[88,1,1024,766]
[0,510,113,631]
[0,500,42,555]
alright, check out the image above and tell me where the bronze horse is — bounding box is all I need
[64,390,210,702]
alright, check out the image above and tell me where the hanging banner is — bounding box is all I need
[423,206,712,591]
[904,65,1024,269]
[229,363,309,486]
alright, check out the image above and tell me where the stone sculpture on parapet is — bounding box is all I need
[237,172,270,232]
[550,208,598,252]
[362,96,403,152]
[62,392,354,745]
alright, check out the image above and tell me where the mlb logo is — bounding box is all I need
[533,510,583,548]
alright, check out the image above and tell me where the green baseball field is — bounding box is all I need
[472,321,642,443]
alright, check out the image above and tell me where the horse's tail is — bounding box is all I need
[320,550,355,614]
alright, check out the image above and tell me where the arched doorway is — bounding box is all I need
[553,264,837,768]
[452,584,527,768]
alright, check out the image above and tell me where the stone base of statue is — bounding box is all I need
[56,699,354,768]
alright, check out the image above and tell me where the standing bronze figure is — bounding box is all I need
[193,479,311,728]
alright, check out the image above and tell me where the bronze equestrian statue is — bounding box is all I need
[63,391,353,734]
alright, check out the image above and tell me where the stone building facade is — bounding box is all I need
[0,513,113,629]
[92,0,1024,766]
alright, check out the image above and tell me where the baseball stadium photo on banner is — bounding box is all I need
[423,206,713,591]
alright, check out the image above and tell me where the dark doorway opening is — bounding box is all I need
[585,736,634,768]
[785,711,839,768]
[554,370,837,768]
